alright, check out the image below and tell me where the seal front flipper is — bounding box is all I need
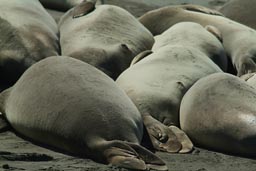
[182,4,223,16]
[130,50,153,66]
[142,113,182,153]
[169,126,194,153]
[72,1,95,18]
[91,140,168,171]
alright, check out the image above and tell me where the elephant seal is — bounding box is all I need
[139,4,256,76]
[59,2,154,79]
[219,0,256,30]
[0,56,167,171]
[180,73,256,157]
[116,22,226,153]
[0,0,60,90]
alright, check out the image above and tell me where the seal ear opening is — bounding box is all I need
[205,25,223,43]
[72,1,95,18]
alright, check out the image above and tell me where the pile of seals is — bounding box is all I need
[0,0,256,170]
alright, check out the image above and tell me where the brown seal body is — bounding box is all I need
[139,4,256,76]
[59,3,154,79]
[180,73,256,157]
[219,0,256,30]
[116,22,226,154]
[0,0,60,90]
[0,56,167,171]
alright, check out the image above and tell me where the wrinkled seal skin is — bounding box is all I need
[59,3,154,80]
[0,0,60,90]
[0,56,167,171]
[139,4,256,76]
[219,0,256,30]
[116,22,226,154]
[180,73,256,157]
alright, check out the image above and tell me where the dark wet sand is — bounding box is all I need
[2,0,256,171]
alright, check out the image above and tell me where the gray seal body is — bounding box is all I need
[0,56,167,171]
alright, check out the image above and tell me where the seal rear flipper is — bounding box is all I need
[130,50,153,66]
[169,126,194,153]
[182,4,223,16]
[102,140,167,171]
[142,113,182,153]
[72,1,95,18]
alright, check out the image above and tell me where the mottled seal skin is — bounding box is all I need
[180,73,256,157]
[0,0,60,90]
[59,3,154,80]
[116,22,226,154]
[139,4,256,76]
[0,56,167,171]
[219,0,256,30]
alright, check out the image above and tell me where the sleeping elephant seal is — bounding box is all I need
[219,0,256,30]
[59,2,154,80]
[0,56,167,171]
[180,73,256,157]
[139,4,256,76]
[0,0,60,90]
[116,22,226,154]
